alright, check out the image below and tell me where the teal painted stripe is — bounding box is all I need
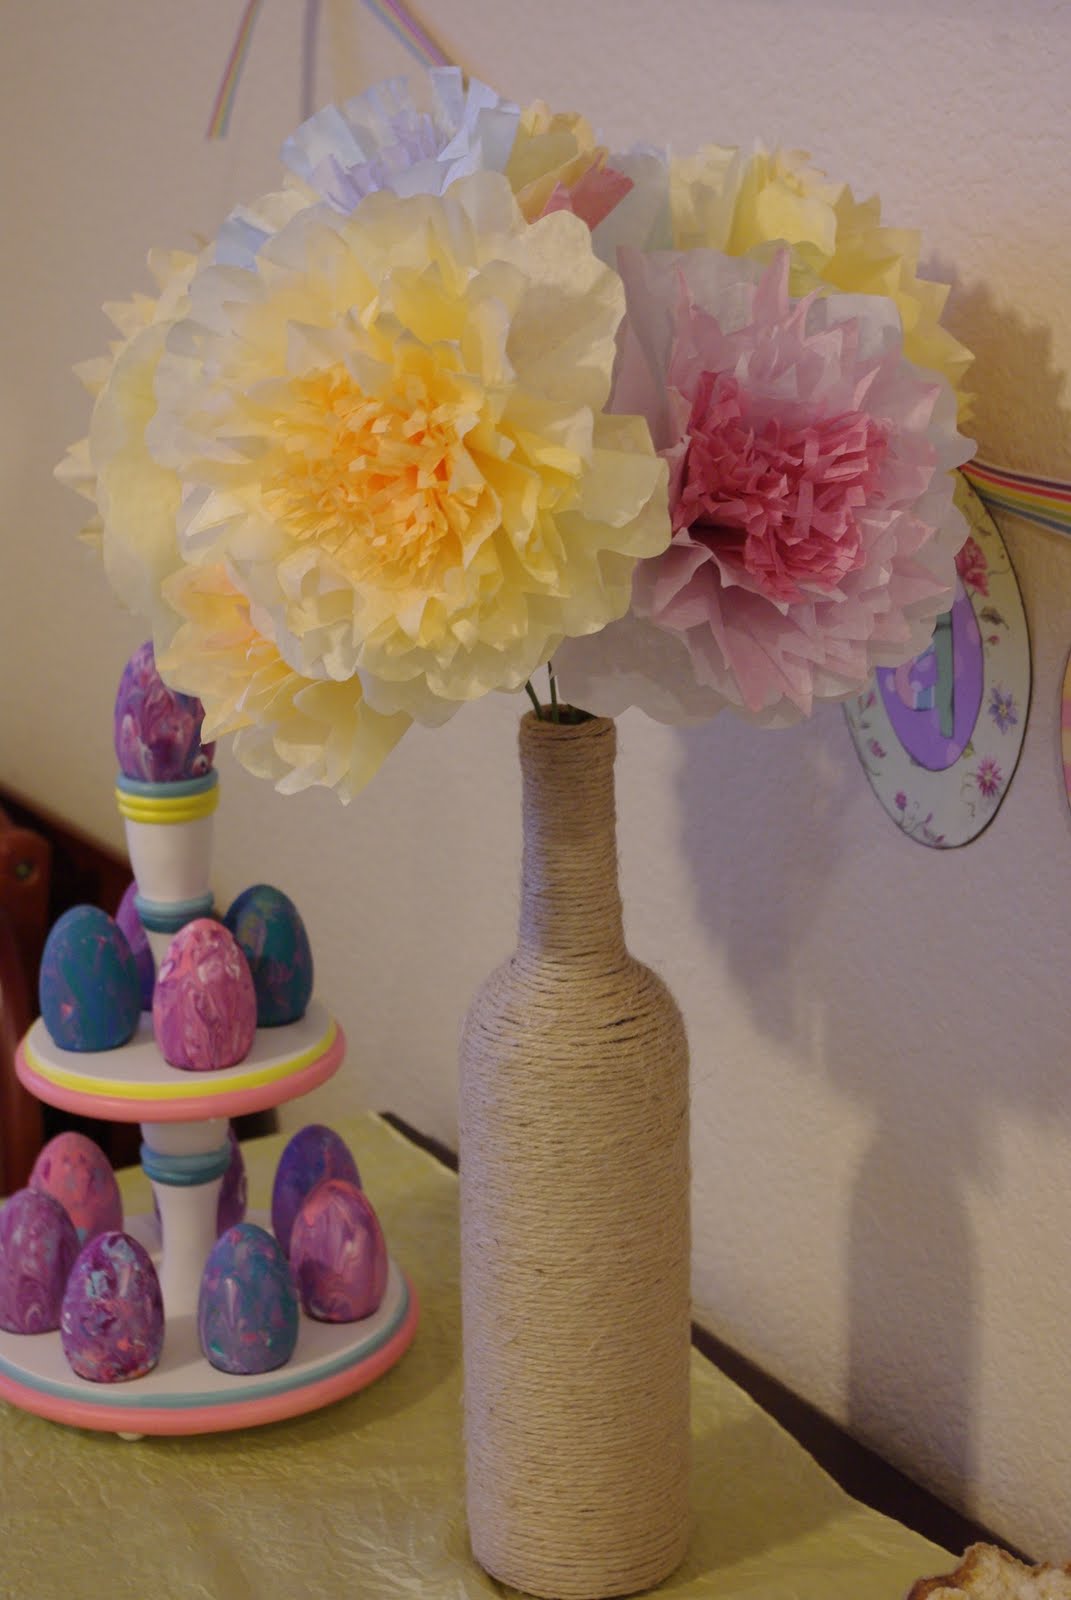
[0,1278,409,1410]
[141,1143,230,1186]
[116,771,219,800]
[135,892,215,932]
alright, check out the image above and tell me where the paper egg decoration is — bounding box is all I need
[114,639,215,783]
[61,1232,164,1382]
[218,1126,248,1235]
[115,880,155,1010]
[271,1125,361,1256]
[152,919,257,1071]
[30,1132,123,1244]
[290,1179,388,1323]
[223,885,314,1027]
[0,1188,80,1334]
[198,1223,299,1375]
[38,906,141,1052]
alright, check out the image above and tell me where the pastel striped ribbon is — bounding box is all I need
[207,0,453,138]
[962,460,1071,538]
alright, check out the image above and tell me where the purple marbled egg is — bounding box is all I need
[115,881,155,1010]
[223,884,314,1027]
[114,639,215,783]
[290,1179,388,1323]
[198,1223,299,1375]
[152,919,256,1072]
[0,1189,80,1334]
[38,906,141,1052]
[218,1126,248,1235]
[30,1132,122,1244]
[271,1126,361,1257]
[61,1232,163,1382]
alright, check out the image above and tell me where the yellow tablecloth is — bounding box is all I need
[0,1114,951,1599]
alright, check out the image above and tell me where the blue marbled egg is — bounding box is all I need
[39,906,141,1052]
[198,1223,299,1375]
[223,885,313,1028]
[271,1125,361,1257]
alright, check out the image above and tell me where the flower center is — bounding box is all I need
[674,370,887,604]
[263,358,490,589]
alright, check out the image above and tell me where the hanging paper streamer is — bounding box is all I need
[962,460,1071,539]
[207,0,455,138]
[359,0,452,67]
[206,0,266,139]
[844,473,1031,849]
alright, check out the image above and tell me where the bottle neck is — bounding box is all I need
[517,713,626,962]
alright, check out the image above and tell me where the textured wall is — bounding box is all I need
[2,0,1070,1561]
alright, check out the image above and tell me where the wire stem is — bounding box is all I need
[547,660,560,723]
[524,680,544,719]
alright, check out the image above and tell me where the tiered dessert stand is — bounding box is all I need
[3,1013,418,1435]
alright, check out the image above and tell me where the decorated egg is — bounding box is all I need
[290,1179,388,1323]
[115,880,155,1010]
[271,1125,361,1256]
[0,1188,80,1334]
[223,885,314,1027]
[30,1131,123,1243]
[198,1223,299,1375]
[152,919,257,1071]
[38,906,141,1052]
[217,1125,248,1235]
[61,1232,163,1382]
[114,639,215,783]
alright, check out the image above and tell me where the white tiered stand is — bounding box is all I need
[2,1007,419,1435]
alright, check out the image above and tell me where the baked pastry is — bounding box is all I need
[908,1543,1071,1598]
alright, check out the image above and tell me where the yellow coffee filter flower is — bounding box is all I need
[506,103,615,221]
[160,563,410,801]
[152,172,668,725]
[670,145,972,409]
[56,249,199,625]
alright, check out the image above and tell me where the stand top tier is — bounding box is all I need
[16,1001,344,1123]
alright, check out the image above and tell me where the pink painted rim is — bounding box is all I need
[14,1025,346,1123]
[0,1276,419,1435]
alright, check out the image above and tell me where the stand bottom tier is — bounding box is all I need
[0,1214,418,1436]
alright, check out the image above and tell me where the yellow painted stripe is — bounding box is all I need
[25,1021,338,1102]
[115,786,220,824]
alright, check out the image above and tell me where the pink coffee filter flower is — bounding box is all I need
[557,248,974,726]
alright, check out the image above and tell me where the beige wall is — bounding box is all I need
[3,0,1071,1561]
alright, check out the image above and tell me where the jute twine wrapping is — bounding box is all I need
[459,714,692,1599]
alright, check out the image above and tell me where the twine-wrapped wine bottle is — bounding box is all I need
[458,711,692,1600]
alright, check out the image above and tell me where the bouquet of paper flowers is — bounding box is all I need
[58,69,974,793]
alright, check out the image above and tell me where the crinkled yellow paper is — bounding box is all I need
[0,1114,951,1599]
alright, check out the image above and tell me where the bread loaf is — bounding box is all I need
[908,1543,1071,1598]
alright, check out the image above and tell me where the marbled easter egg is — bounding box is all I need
[38,906,141,1052]
[61,1232,163,1382]
[217,1125,248,1235]
[0,1188,80,1334]
[198,1223,299,1375]
[290,1179,388,1323]
[271,1126,361,1257]
[114,639,215,782]
[30,1132,123,1244]
[223,885,314,1027]
[152,919,256,1071]
[115,880,155,1010]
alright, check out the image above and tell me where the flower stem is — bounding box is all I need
[547,660,560,723]
[524,680,544,719]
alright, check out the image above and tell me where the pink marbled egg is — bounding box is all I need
[152,919,256,1072]
[0,1188,80,1334]
[30,1132,122,1244]
[289,1179,388,1323]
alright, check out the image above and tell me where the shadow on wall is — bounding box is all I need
[940,269,1071,476]
[674,695,1068,1519]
